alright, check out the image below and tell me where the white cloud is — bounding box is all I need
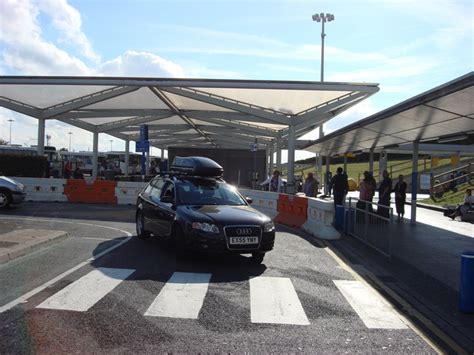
[99,50,185,77]
[0,0,93,75]
[36,0,100,63]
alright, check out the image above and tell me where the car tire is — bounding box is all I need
[0,189,12,209]
[136,212,150,240]
[250,252,265,264]
[172,224,186,255]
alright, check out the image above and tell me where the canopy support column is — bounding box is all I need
[287,124,296,194]
[411,142,419,226]
[124,139,130,177]
[276,139,282,172]
[343,155,348,174]
[325,155,331,195]
[92,131,99,180]
[269,143,274,175]
[369,148,374,175]
[37,118,45,156]
[318,125,324,185]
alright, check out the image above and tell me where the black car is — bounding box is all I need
[135,156,275,263]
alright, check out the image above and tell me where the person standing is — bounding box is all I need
[393,174,407,221]
[326,170,333,195]
[260,170,283,193]
[331,167,349,208]
[303,172,318,197]
[63,160,72,179]
[377,169,392,218]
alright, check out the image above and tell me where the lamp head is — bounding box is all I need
[312,14,321,22]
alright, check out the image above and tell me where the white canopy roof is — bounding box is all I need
[304,72,473,156]
[0,76,379,150]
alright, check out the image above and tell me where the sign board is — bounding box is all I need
[135,140,150,153]
[420,174,431,190]
[250,143,258,152]
[140,124,149,141]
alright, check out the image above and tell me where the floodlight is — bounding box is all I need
[327,14,335,21]
[312,14,321,22]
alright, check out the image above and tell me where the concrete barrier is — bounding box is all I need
[302,198,340,240]
[239,188,278,219]
[14,177,67,202]
[115,181,147,205]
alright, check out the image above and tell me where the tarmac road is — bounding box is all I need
[0,203,436,353]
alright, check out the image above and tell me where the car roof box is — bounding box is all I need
[171,156,223,177]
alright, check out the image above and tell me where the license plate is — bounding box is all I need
[229,236,259,245]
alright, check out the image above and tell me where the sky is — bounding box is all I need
[0,0,472,162]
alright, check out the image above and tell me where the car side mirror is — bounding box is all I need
[245,196,253,204]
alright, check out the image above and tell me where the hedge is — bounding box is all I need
[0,154,48,177]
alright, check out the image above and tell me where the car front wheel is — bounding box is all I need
[250,253,265,264]
[136,212,150,239]
[0,190,11,209]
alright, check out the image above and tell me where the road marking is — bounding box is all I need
[144,272,212,319]
[249,276,310,325]
[37,267,135,312]
[0,216,132,313]
[334,280,407,329]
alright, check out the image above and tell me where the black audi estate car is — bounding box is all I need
[135,156,275,263]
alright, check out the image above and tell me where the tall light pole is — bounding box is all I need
[7,119,14,144]
[312,12,335,82]
[68,132,73,151]
[110,139,113,151]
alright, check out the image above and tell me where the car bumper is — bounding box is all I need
[184,229,275,254]
[11,191,26,204]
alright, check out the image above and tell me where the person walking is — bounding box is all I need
[393,174,407,221]
[377,169,392,218]
[303,172,318,197]
[63,160,72,179]
[331,167,349,208]
[326,170,333,195]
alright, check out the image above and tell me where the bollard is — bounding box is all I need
[335,205,345,232]
[460,251,474,313]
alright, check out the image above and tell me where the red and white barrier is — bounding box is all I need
[115,181,147,205]
[239,189,279,219]
[14,177,67,202]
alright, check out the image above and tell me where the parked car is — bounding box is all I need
[0,176,26,208]
[135,156,275,264]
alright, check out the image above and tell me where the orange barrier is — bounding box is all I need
[274,194,308,227]
[64,179,117,204]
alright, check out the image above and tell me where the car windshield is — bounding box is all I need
[176,179,246,206]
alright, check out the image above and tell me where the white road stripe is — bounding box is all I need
[144,272,212,319]
[37,267,135,312]
[334,280,407,329]
[250,276,310,325]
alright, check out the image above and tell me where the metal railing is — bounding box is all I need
[346,197,394,258]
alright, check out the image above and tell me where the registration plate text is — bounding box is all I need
[229,236,259,245]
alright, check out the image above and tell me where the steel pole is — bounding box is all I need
[321,19,325,82]
[92,131,99,180]
[37,118,45,155]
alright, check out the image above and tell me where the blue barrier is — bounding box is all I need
[335,205,345,232]
[344,208,354,235]
[460,251,474,313]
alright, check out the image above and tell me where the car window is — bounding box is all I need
[176,180,246,206]
[160,181,175,202]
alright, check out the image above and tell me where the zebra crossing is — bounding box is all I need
[34,268,407,329]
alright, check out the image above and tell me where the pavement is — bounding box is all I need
[0,202,436,354]
[330,199,474,353]
[0,228,68,264]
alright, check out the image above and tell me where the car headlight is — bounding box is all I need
[264,221,275,232]
[14,183,24,192]
[192,222,220,233]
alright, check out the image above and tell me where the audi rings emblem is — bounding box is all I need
[236,228,253,236]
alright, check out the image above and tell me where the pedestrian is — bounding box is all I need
[331,167,349,208]
[63,160,72,179]
[449,189,474,220]
[393,174,407,222]
[73,166,84,179]
[263,170,283,193]
[377,169,392,218]
[357,171,374,211]
[303,172,318,197]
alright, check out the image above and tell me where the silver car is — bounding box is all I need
[0,176,26,208]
